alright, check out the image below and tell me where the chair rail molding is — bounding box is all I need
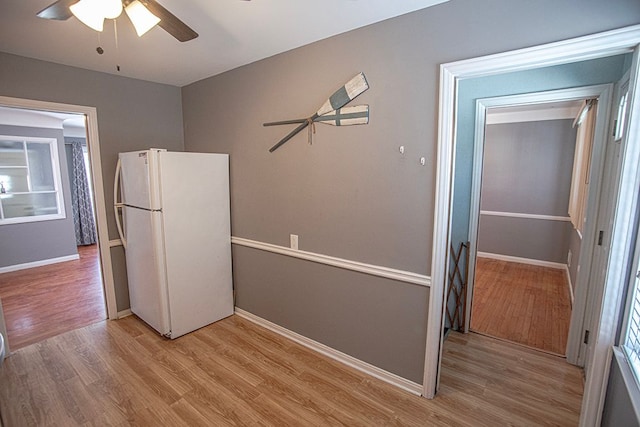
[231,237,430,288]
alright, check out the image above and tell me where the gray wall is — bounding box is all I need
[477,120,576,263]
[233,246,429,381]
[0,52,185,311]
[478,216,572,264]
[481,121,576,216]
[0,124,77,268]
[182,0,640,383]
[602,350,640,427]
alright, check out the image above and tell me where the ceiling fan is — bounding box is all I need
[36,0,201,42]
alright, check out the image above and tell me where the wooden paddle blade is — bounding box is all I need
[316,72,369,116]
[269,121,309,153]
[139,0,199,42]
[316,105,369,126]
[37,0,78,20]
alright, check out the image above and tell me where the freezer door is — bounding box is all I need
[158,151,234,338]
[123,206,171,335]
[119,150,163,210]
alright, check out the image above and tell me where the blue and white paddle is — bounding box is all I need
[267,72,369,153]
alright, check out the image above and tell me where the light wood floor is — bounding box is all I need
[0,314,583,426]
[470,258,572,355]
[0,244,106,350]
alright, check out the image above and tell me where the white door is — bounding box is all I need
[578,46,640,426]
[576,66,635,372]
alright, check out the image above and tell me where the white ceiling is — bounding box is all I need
[0,106,86,137]
[0,0,447,87]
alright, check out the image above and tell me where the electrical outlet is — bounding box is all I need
[290,234,299,250]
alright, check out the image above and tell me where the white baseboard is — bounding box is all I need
[0,254,80,274]
[117,309,132,319]
[234,307,423,396]
[477,251,566,270]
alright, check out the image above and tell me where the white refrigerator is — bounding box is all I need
[114,149,233,338]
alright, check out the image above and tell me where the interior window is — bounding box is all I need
[0,136,65,224]
[622,222,640,383]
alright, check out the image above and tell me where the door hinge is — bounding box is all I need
[598,230,604,246]
[584,330,590,344]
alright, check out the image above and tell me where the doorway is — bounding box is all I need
[0,106,108,350]
[467,96,597,357]
[0,96,117,356]
[423,24,640,426]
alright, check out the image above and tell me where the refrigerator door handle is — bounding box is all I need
[114,158,127,249]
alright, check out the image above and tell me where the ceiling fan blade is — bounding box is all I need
[36,0,79,20]
[138,0,198,42]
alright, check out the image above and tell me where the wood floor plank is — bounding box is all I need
[249,392,331,426]
[169,397,226,427]
[126,405,193,427]
[0,314,583,426]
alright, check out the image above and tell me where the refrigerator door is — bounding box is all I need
[158,151,234,338]
[119,149,163,210]
[123,205,171,335]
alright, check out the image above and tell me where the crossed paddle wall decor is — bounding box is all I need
[264,72,370,152]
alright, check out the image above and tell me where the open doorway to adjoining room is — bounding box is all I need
[468,98,590,357]
[0,102,115,352]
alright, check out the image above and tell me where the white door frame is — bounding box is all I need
[424,24,640,423]
[465,85,613,366]
[0,96,118,320]
[579,46,640,425]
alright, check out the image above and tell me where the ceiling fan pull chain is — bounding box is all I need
[95,31,105,55]
[114,19,121,72]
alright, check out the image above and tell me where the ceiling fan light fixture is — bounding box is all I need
[69,0,105,32]
[102,0,123,20]
[125,1,161,37]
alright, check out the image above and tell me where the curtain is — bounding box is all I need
[69,140,97,245]
[568,99,597,233]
